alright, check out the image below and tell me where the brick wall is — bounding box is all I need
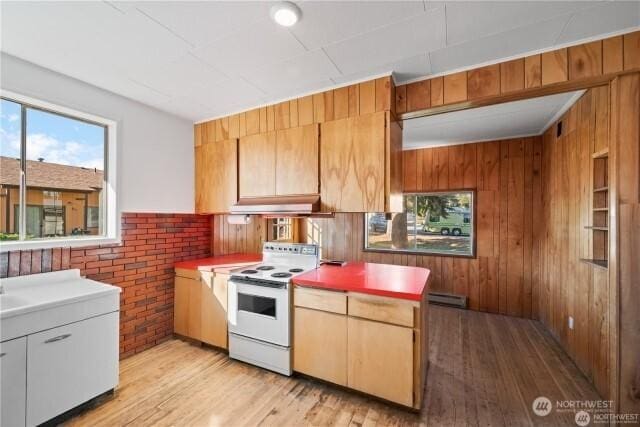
[0,213,211,358]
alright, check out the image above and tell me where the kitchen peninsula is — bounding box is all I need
[292,262,429,409]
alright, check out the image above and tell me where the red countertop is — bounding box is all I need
[292,262,430,301]
[174,253,262,273]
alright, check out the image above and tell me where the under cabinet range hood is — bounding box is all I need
[230,194,324,216]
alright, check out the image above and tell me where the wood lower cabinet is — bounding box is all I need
[293,307,347,386]
[174,268,228,349]
[292,286,427,409]
[174,274,195,338]
[321,111,403,212]
[347,317,414,407]
[201,273,229,348]
[195,138,238,213]
[174,274,202,340]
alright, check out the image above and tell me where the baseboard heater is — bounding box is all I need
[428,292,468,309]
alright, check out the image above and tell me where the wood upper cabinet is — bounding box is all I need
[239,125,319,199]
[321,111,402,212]
[275,124,319,195]
[347,317,414,407]
[239,131,276,198]
[195,139,238,213]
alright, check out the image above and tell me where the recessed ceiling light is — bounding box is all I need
[270,1,301,27]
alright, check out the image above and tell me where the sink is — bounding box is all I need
[0,294,32,311]
[0,269,121,342]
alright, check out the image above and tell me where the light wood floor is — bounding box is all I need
[67,306,599,426]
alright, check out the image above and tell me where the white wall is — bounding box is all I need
[0,53,194,214]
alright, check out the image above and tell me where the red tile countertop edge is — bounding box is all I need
[174,253,262,272]
[292,262,430,301]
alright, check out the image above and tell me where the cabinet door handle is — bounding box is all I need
[44,333,72,343]
[0,352,5,358]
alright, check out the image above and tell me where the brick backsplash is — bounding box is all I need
[0,213,211,358]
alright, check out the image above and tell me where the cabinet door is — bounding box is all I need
[239,132,276,198]
[174,275,202,340]
[188,277,202,340]
[276,124,319,195]
[1,337,27,427]
[201,273,228,349]
[347,317,414,407]
[321,112,385,212]
[174,275,190,336]
[293,307,347,386]
[351,112,385,212]
[27,312,119,426]
[320,117,351,212]
[195,139,238,213]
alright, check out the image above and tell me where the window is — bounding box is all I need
[86,206,100,229]
[365,191,475,257]
[1,92,117,249]
[270,218,293,242]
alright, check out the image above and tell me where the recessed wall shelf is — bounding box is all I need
[579,259,608,270]
[592,148,609,159]
[586,149,609,269]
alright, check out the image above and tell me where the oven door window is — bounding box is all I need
[238,293,276,318]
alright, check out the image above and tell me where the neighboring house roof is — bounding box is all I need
[0,156,103,192]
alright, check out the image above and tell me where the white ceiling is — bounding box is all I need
[1,1,638,122]
[403,90,583,150]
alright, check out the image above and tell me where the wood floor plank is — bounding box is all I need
[68,307,600,427]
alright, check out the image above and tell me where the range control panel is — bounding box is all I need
[263,242,318,255]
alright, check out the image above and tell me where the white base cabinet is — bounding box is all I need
[0,270,121,427]
[26,312,119,426]
[1,337,27,427]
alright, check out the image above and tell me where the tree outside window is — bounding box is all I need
[365,191,475,257]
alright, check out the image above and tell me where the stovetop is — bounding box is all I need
[231,263,315,283]
[230,242,319,284]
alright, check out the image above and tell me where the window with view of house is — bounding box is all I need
[269,218,294,242]
[0,96,113,245]
[365,191,475,257]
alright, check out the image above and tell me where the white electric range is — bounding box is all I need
[227,242,319,375]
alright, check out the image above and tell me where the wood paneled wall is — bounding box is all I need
[210,215,266,256]
[195,77,394,146]
[537,86,612,398]
[396,31,640,116]
[303,136,543,318]
[610,73,640,412]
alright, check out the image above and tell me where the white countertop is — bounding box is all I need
[1,269,121,320]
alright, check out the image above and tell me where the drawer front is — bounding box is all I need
[175,267,201,280]
[348,294,414,327]
[294,286,347,314]
[26,312,119,426]
[1,337,27,427]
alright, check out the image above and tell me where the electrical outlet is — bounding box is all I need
[569,316,574,330]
